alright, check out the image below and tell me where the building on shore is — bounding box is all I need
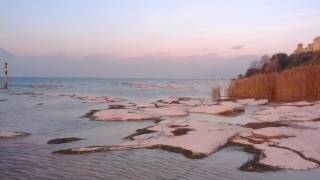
[294,36,320,53]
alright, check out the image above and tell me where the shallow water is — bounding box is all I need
[1,77,320,180]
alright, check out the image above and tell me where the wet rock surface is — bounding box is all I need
[75,95,126,103]
[55,119,245,159]
[0,131,30,138]
[53,146,110,154]
[171,128,194,136]
[133,101,157,108]
[237,99,268,106]
[84,97,209,121]
[188,101,244,116]
[242,122,289,129]
[124,127,156,140]
[84,96,247,121]
[90,109,163,121]
[281,101,314,106]
[10,92,44,96]
[58,97,320,172]
[230,102,320,171]
[108,104,127,109]
[253,103,320,122]
[142,106,189,117]
[47,137,84,144]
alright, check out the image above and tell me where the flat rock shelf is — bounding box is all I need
[55,98,320,172]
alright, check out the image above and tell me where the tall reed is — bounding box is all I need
[228,64,320,102]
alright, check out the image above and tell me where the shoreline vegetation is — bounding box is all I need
[228,49,320,102]
[228,64,320,101]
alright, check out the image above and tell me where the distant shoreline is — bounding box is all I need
[3,76,226,81]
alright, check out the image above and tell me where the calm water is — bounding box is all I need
[0,77,319,180]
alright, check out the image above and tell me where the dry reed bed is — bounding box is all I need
[228,64,320,102]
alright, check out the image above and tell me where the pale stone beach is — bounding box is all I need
[50,95,320,171]
[5,85,320,171]
[2,78,320,179]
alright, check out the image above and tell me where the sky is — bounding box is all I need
[0,0,320,78]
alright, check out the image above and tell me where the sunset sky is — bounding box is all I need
[1,0,320,78]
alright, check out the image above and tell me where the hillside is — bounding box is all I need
[243,51,320,78]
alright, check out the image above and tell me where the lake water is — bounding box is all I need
[0,77,319,180]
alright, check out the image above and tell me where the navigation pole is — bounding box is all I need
[3,62,8,88]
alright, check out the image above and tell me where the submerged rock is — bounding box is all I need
[124,127,156,140]
[0,131,30,138]
[47,137,84,144]
[10,92,126,104]
[53,146,109,154]
[171,128,194,136]
[242,122,288,129]
[75,95,126,103]
[29,84,63,89]
[82,109,101,120]
[109,104,127,109]
[10,92,44,96]
[156,96,203,106]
